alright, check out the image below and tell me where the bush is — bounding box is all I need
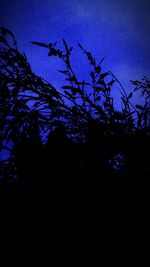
[0,27,150,225]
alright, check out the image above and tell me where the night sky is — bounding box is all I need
[0,0,150,105]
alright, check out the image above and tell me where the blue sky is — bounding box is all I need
[0,0,150,105]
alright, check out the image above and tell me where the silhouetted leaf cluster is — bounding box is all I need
[0,28,150,226]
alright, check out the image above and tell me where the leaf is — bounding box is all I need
[0,36,8,46]
[90,71,95,80]
[135,104,144,110]
[64,91,74,99]
[130,80,139,85]
[100,72,109,79]
[62,39,69,54]
[69,47,73,52]
[62,86,73,90]
[65,76,76,82]
[33,102,40,108]
[0,27,14,39]
[53,41,57,47]
[94,66,101,73]
[62,86,77,95]
[58,70,69,75]
[31,41,49,48]
[78,43,84,51]
[97,79,105,85]
[75,81,90,86]
[128,92,133,99]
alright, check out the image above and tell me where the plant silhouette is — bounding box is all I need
[0,27,150,226]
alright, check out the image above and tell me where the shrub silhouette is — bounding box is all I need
[0,27,150,225]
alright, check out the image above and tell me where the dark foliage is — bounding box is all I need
[0,28,150,228]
